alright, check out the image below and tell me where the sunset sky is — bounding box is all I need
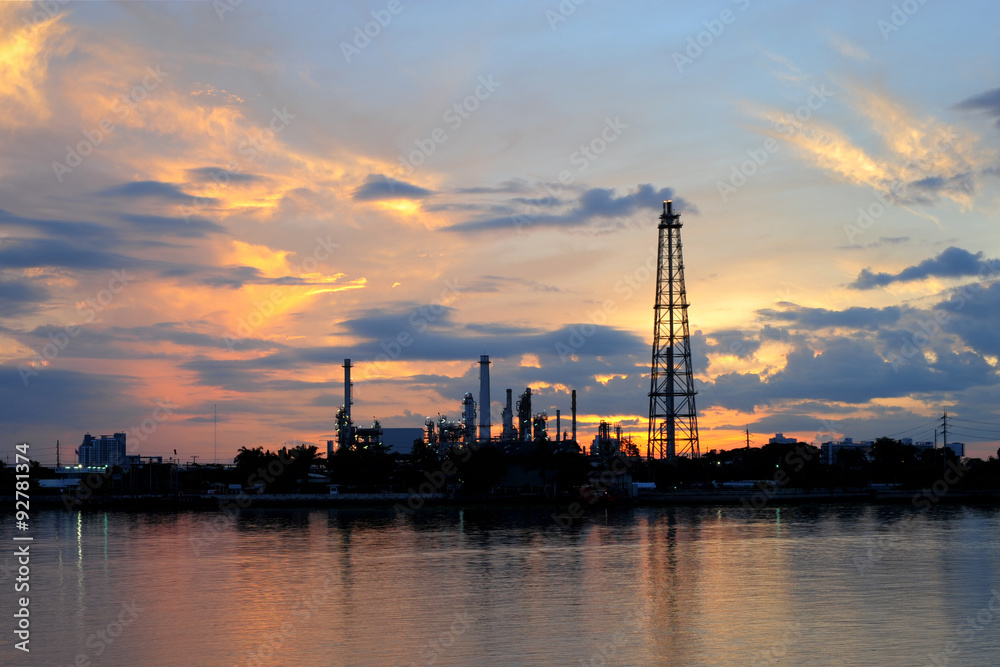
[3,0,1000,464]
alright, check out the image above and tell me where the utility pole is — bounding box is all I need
[56,439,60,468]
[942,411,948,471]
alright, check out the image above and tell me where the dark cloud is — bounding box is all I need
[0,365,145,434]
[0,208,119,246]
[443,184,695,233]
[939,281,1000,357]
[352,174,433,201]
[99,180,218,204]
[908,173,975,199]
[186,167,263,184]
[453,179,531,194]
[956,87,1000,129]
[0,279,50,317]
[699,372,764,413]
[0,237,138,271]
[702,329,762,360]
[851,247,999,289]
[760,304,903,330]
[120,213,226,238]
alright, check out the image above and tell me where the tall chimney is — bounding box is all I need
[556,410,561,443]
[502,388,514,440]
[344,359,352,420]
[571,389,577,445]
[479,355,491,442]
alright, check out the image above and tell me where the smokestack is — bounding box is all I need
[479,355,491,442]
[556,410,561,443]
[502,388,514,440]
[344,359,352,420]
[571,390,577,445]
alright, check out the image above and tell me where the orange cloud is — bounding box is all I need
[0,6,71,127]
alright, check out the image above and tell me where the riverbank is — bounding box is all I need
[8,487,1000,510]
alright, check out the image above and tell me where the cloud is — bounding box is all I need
[0,208,119,246]
[0,365,144,434]
[757,81,992,208]
[352,174,433,201]
[186,167,263,184]
[0,278,50,317]
[760,304,903,330]
[99,180,219,204]
[851,247,1000,289]
[829,34,869,61]
[0,237,138,271]
[453,179,532,195]
[956,87,1000,129]
[939,281,1000,356]
[443,184,694,233]
[120,213,227,238]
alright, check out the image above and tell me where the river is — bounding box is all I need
[3,504,999,666]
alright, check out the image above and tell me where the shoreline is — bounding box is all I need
[9,488,1000,510]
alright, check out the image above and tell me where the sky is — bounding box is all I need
[2,0,1000,465]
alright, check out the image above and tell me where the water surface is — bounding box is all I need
[3,504,998,666]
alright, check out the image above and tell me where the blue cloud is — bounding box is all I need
[353,174,433,201]
[444,184,695,232]
[851,247,999,289]
[99,180,218,204]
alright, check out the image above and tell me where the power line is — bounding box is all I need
[946,424,1000,435]
[947,429,1000,442]
[951,417,1000,426]
[883,419,941,439]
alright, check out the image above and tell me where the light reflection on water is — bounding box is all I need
[4,505,999,666]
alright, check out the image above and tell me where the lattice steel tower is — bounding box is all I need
[647,200,700,459]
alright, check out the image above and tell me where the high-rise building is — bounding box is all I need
[77,432,126,467]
